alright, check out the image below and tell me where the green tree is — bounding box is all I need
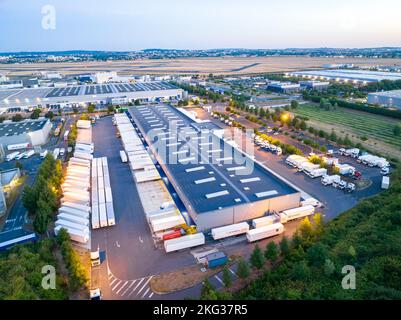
[250,245,265,269]
[22,185,38,214]
[15,160,23,170]
[324,258,335,276]
[393,124,401,136]
[279,236,291,257]
[222,268,232,287]
[297,217,314,246]
[30,109,41,119]
[134,99,140,106]
[313,213,324,238]
[201,278,215,299]
[265,242,279,263]
[306,243,329,267]
[300,120,307,131]
[87,104,95,113]
[290,260,311,281]
[290,100,299,109]
[237,259,250,279]
[12,114,23,122]
[45,111,54,119]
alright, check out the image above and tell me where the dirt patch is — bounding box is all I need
[150,255,239,294]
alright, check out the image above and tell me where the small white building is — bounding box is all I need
[91,72,117,84]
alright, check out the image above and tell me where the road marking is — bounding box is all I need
[137,276,153,296]
[111,280,122,291]
[109,278,118,286]
[128,278,145,296]
[141,288,150,299]
[108,274,114,280]
[229,268,237,277]
[120,280,136,296]
[214,275,223,285]
[139,236,143,244]
[115,280,130,295]
[115,241,120,248]
[149,292,154,299]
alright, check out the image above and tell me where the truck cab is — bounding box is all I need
[90,250,101,267]
[90,288,102,300]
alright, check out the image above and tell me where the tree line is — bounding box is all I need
[22,154,63,234]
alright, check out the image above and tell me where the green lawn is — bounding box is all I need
[293,104,401,149]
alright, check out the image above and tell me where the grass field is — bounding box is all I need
[3,56,401,76]
[293,104,401,159]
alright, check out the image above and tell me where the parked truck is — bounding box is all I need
[382,176,390,190]
[246,223,285,242]
[306,168,327,179]
[252,215,276,229]
[279,205,315,224]
[6,151,20,162]
[57,213,89,227]
[321,174,341,186]
[99,203,108,227]
[53,148,60,159]
[120,150,128,163]
[211,222,250,240]
[61,202,91,213]
[91,205,100,229]
[59,206,90,219]
[336,164,356,175]
[164,233,205,253]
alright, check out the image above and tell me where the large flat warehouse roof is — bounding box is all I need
[289,69,401,83]
[0,81,181,109]
[0,119,49,137]
[129,104,298,215]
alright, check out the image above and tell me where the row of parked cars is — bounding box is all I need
[286,154,356,193]
[253,135,283,155]
[339,148,390,175]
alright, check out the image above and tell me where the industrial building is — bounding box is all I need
[368,90,401,109]
[0,81,183,112]
[0,118,52,149]
[299,80,330,91]
[129,104,301,231]
[288,69,401,84]
[267,82,301,93]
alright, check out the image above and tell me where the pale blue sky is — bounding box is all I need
[1,0,401,52]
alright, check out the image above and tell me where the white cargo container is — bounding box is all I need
[57,213,89,226]
[63,191,90,202]
[301,197,321,208]
[104,175,111,189]
[106,203,116,226]
[98,188,105,204]
[252,216,277,229]
[53,148,60,159]
[64,177,90,185]
[299,162,319,173]
[99,204,108,227]
[164,233,205,253]
[70,157,91,165]
[336,164,355,175]
[119,150,128,163]
[74,151,93,160]
[55,219,89,234]
[105,187,113,203]
[91,205,100,229]
[5,151,20,161]
[211,222,250,240]
[61,196,89,206]
[151,215,186,232]
[134,169,161,183]
[279,205,315,224]
[59,207,90,219]
[246,223,285,242]
[382,176,390,190]
[76,120,91,129]
[54,225,89,244]
[61,202,91,213]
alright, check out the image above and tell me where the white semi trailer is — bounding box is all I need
[246,223,285,242]
[211,222,250,240]
[164,233,205,253]
[279,205,315,224]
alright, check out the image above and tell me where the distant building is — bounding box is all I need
[267,82,300,93]
[288,69,401,84]
[90,71,117,84]
[299,80,330,91]
[368,90,401,109]
[41,71,62,79]
[0,80,23,90]
[0,118,52,149]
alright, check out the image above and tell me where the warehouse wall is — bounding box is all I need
[29,120,51,146]
[194,192,301,231]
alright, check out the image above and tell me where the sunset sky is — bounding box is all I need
[1,0,401,52]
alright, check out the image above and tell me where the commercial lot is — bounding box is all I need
[193,107,384,220]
